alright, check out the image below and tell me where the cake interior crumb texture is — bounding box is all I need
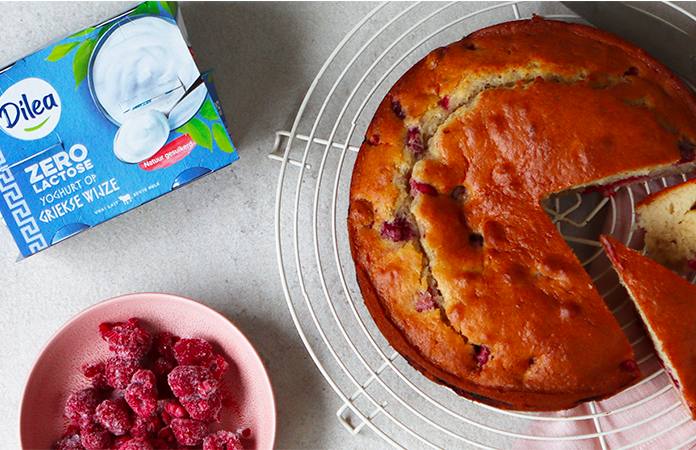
[637,178,696,272]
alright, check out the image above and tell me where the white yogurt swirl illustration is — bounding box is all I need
[89,15,206,163]
[113,110,169,164]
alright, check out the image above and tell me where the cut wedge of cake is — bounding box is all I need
[601,235,696,419]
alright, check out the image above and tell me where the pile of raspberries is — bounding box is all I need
[52,318,249,450]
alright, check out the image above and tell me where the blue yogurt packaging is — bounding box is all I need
[0,2,239,258]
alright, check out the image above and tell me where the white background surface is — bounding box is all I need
[4,2,696,450]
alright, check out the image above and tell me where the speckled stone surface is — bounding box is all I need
[3,2,696,450]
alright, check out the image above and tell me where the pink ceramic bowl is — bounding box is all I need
[19,293,276,449]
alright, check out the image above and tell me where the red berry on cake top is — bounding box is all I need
[380,216,415,242]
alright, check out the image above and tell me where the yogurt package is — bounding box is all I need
[0,2,239,258]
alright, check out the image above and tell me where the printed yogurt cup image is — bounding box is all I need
[88,14,208,164]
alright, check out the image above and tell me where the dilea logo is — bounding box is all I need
[0,78,61,141]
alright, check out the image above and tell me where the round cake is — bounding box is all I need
[348,16,696,411]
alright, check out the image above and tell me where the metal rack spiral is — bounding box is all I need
[273,2,696,448]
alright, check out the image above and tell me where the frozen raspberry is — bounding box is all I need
[180,390,223,423]
[157,401,175,426]
[152,331,179,359]
[416,290,437,313]
[57,425,82,440]
[62,425,82,438]
[152,358,176,398]
[130,413,163,439]
[113,435,132,448]
[391,99,406,120]
[52,431,84,450]
[380,216,415,242]
[95,396,131,436]
[160,410,172,426]
[82,362,103,378]
[82,362,111,391]
[57,321,246,449]
[161,398,187,419]
[106,356,141,389]
[203,430,243,450]
[438,96,450,111]
[168,365,219,399]
[80,422,112,450]
[409,178,438,196]
[118,437,154,450]
[206,354,229,380]
[65,387,101,429]
[170,418,209,446]
[473,344,491,367]
[156,426,177,445]
[126,370,158,417]
[173,338,215,366]
[99,318,152,359]
[153,356,176,378]
[149,438,174,450]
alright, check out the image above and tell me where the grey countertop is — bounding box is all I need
[5,2,696,450]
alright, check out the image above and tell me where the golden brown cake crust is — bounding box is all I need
[348,17,696,411]
[601,235,696,419]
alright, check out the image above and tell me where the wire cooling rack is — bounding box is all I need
[272,2,696,449]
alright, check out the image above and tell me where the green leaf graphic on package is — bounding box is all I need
[131,1,163,16]
[175,99,236,154]
[185,118,212,150]
[45,42,82,62]
[45,29,104,89]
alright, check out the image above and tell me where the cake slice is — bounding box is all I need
[601,235,696,419]
[636,178,696,272]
